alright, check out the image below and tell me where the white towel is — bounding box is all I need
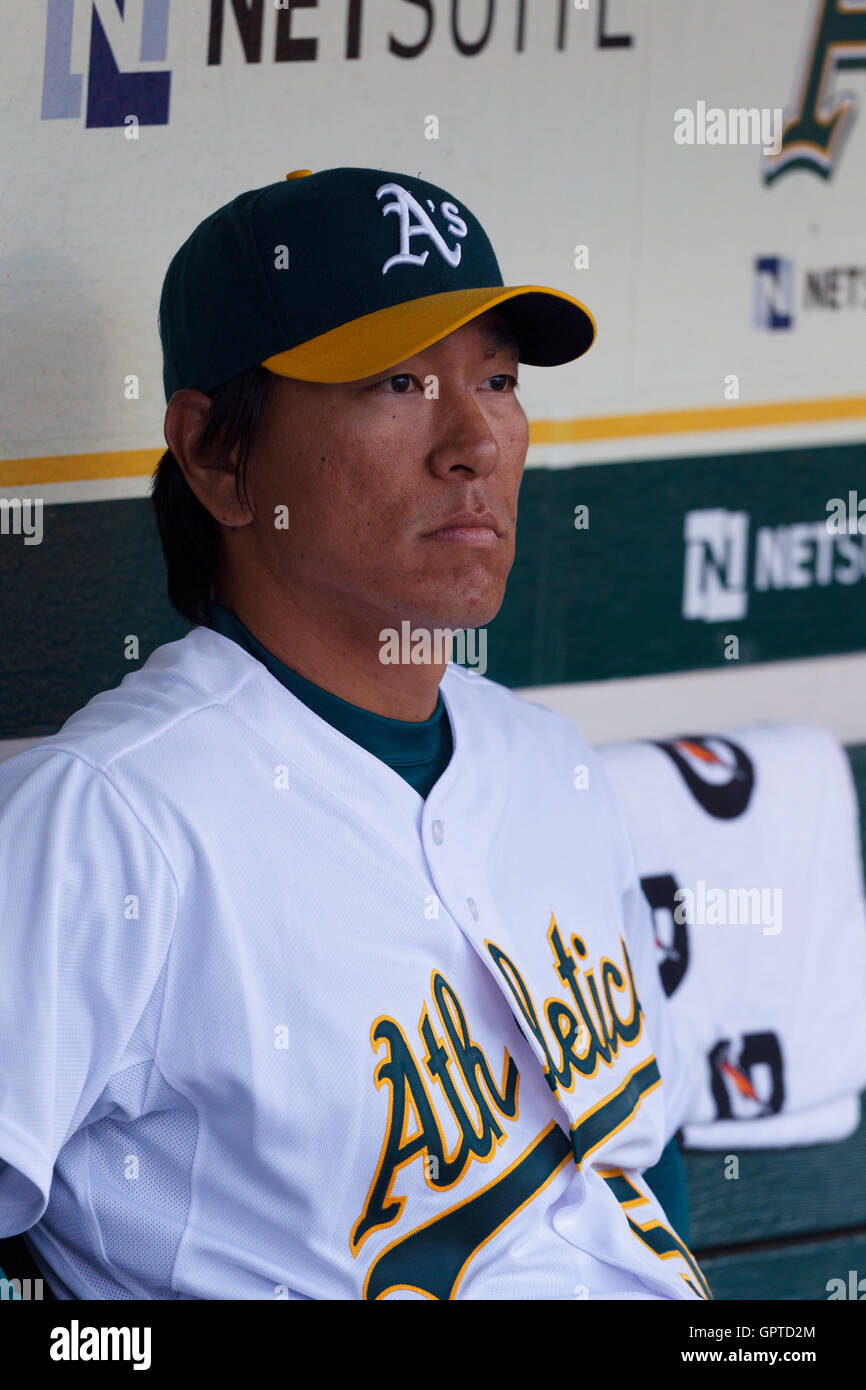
[597,724,866,1147]
[683,1094,860,1150]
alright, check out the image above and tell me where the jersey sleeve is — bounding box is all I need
[0,746,177,1234]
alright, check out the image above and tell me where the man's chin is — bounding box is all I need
[418,593,505,633]
[380,564,510,634]
[418,564,510,629]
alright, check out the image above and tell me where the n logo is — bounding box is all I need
[754,255,795,330]
[42,0,171,127]
[764,0,866,182]
[682,509,750,623]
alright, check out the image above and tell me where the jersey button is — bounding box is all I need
[432,820,444,845]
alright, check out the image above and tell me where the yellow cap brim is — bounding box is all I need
[261,285,596,383]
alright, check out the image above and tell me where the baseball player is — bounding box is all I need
[0,166,708,1301]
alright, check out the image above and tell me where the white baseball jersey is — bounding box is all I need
[0,625,707,1300]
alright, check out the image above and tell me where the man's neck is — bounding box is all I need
[213,582,445,722]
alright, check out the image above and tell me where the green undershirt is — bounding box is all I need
[205,600,690,1242]
[208,601,452,798]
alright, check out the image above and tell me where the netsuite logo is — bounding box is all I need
[682,507,866,621]
[754,256,796,330]
[42,0,171,127]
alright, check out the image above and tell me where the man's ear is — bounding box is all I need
[163,389,250,529]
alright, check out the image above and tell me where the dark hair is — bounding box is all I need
[150,365,276,627]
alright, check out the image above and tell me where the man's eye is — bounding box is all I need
[379,374,415,393]
[374,372,518,394]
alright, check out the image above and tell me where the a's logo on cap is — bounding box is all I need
[376,182,468,275]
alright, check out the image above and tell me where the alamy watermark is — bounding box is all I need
[49,1322,151,1370]
[379,622,487,675]
[0,497,43,545]
[674,879,782,936]
[0,1276,44,1300]
[826,1270,866,1300]
[674,103,783,156]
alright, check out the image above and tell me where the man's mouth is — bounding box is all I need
[423,512,502,544]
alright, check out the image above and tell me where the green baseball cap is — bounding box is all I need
[158,165,596,400]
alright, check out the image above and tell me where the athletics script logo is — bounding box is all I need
[764,0,866,182]
[350,912,712,1301]
[376,182,468,274]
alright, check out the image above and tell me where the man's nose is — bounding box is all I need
[426,390,500,478]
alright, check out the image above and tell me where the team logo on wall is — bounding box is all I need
[764,0,866,183]
[708,1033,785,1119]
[640,873,690,998]
[754,255,796,329]
[42,0,171,127]
[653,736,755,820]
